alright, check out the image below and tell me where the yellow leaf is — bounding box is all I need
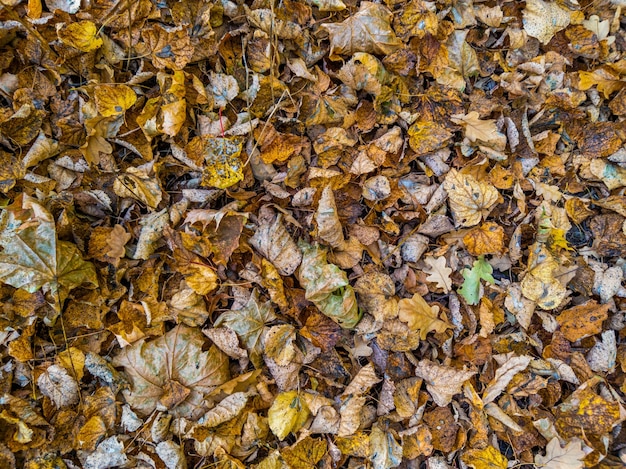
[281,437,327,469]
[407,120,453,156]
[268,391,310,440]
[184,263,219,295]
[578,68,626,99]
[521,244,567,310]
[398,293,450,340]
[58,20,103,52]
[443,169,499,227]
[186,137,244,189]
[461,445,508,469]
[463,222,505,256]
[57,347,85,381]
[94,85,137,117]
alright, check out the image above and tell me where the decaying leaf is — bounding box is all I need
[444,170,499,227]
[415,360,476,407]
[297,240,361,329]
[535,438,586,469]
[112,325,230,418]
[0,195,97,312]
[214,289,276,368]
[322,2,402,59]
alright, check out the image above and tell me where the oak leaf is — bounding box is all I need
[398,293,451,340]
[451,112,506,150]
[458,256,495,306]
[423,256,453,293]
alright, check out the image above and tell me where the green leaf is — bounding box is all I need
[214,289,276,368]
[297,240,361,329]
[458,255,495,305]
[0,195,97,316]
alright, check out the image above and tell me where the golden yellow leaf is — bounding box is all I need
[75,415,106,450]
[398,293,450,340]
[463,222,505,256]
[261,259,288,309]
[57,347,85,381]
[521,244,567,310]
[94,85,137,117]
[451,111,507,150]
[407,120,453,156]
[268,391,310,440]
[58,20,103,52]
[184,263,219,295]
[186,137,244,190]
[443,169,499,227]
[461,445,508,469]
[578,68,626,99]
[281,437,327,469]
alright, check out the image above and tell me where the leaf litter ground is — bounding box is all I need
[1,0,626,468]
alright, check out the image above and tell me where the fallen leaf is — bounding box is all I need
[461,445,508,469]
[398,293,451,340]
[423,256,453,293]
[535,438,586,469]
[57,20,103,52]
[268,391,310,440]
[444,169,499,227]
[112,325,230,418]
[458,256,495,306]
[523,0,571,45]
[214,289,276,368]
[0,195,97,311]
[297,240,361,329]
[322,2,402,59]
[415,360,476,407]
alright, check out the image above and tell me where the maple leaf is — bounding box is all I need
[214,289,276,368]
[112,325,229,421]
[458,256,495,306]
[535,438,586,469]
[398,293,451,340]
[0,195,97,313]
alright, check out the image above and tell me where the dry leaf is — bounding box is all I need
[415,360,476,407]
[535,438,586,469]
[322,2,402,59]
[398,293,451,340]
[443,169,499,227]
